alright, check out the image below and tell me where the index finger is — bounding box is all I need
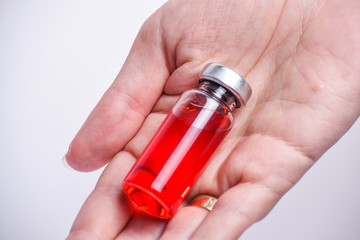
[64,17,170,172]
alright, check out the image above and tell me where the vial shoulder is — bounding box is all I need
[171,89,234,131]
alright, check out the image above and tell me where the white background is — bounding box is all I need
[0,1,359,239]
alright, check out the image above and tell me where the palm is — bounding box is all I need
[67,1,360,239]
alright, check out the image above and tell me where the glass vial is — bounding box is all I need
[122,63,252,219]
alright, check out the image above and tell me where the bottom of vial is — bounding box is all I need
[122,182,172,219]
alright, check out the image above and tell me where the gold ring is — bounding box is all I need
[189,194,217,211]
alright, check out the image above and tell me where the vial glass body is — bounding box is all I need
[122,82,235,218]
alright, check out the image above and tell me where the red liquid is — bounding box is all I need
[122,103,231,219]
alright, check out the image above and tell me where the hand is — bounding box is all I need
[65,0,360,239]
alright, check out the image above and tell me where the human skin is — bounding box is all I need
[65,0,360,239]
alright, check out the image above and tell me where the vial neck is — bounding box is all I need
[199,81,237,112]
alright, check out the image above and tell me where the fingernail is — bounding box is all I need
[62,155,77,172]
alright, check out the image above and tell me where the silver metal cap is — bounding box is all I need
[199,63,252,108]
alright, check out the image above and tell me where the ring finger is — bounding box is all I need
[158,195,217,240]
